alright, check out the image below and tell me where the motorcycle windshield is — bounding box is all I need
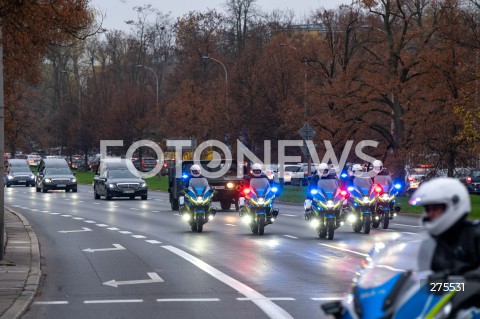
[353,177,373,196]
[358,234,435,289]
[188,178,209,196]
[374,175,393,192]
[250,178,270,197]
[317,179,339,199]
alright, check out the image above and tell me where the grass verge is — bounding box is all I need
[277,185,480,219]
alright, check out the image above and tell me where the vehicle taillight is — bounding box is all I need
[408,177,415,181]
[467,177,472,184]
[374,186,383,194]
[243,188,250,195]
[141,161,146,167]
[163,162,168,167]
[340,190,347,197]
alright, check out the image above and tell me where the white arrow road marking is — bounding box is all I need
[162,245,293,319]
[58,227,92,233]
[102,272,164,287]
[82,244,125,253]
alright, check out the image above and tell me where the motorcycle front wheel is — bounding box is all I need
[196,215,204,233]
[258,215,265,235]
[363,214,371,234]
[382,211,390,229]
[327,219,335,240]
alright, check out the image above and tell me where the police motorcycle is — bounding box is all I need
[321,233,480,319]
[304,179,348,240]
[372,175,402,229]
[239,178,279,235]
[346,177,381,234]
[179,177,216,233]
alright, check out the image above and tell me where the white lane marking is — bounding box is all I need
[145,240,162,244]
[401,232,415,235]
[93,203,100,205]
[82,244,126,253]
[152,211,160,213]
[157,298,219,302]
[78,201,84,203]
[96,224,109,227]
[392,223,421,228]
[311,297,343,301]
[107,227,120,231]
[84,220,96,223]
[131,235,146,239]
[225,224,237,227]
[50,213,60,215]
[237,298,295,301]
[33,301,69,305]
[119,231,132,234]
[73,217,84,220]
[58,227,92,233]
[41,211,49,213]
[84,299,143,304]
[282,214,297,217]
[103,272,164,287]
[320,243,369,257]
[31,209,39,212]
[130,208,138,211]
[162,245,293,319]
[174,213,180,216]
[283,235,298,239]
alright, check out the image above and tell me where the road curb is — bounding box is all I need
[1,206,41,319]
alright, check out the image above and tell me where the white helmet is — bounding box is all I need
[351,164,362,176]
[190,164,201,177]
[410,177,470,236]
[317,163,329,177]
[372,160,383,173]
[251,163,262,177]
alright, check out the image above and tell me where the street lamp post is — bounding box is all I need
[201,55,229,121]
[136,65,159,139]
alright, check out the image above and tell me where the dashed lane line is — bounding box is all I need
[319,243,369,257]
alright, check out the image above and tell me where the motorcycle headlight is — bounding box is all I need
[196,196,204,203]
[310,219,320,228]
[44,178,52,183]
[242,215,252,224]
[363,197,369,203]
[348,214,357,223]
[382,193,389,200]
[226,182,234,189]
[258,198,265,204]
[70,178,77,183]
[327,200,334,208]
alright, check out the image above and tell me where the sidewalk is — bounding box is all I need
[0,207,41,319]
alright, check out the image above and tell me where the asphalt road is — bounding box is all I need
[5,185,423,319]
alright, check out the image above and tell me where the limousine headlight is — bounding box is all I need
[140,182,147,188]
[70,178,77,183]
[44,178,52,183]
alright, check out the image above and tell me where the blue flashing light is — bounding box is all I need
[341,173,348,178]
[347,186,354,192]
[310,189,318,195]
[271,187,278,193]
[394,183,402,190]
[182,174,188,179]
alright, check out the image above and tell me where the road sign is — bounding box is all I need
[298,123,316,140]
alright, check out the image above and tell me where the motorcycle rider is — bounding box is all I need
[411,177,480,312]
[243,163,278,219]
[307,163,337,199]
[181,164,215,216]
[305,163,340,221]
[371,160,390,176]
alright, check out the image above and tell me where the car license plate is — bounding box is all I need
[124,190,134,194]
[212,186,225,189]
[57,184,66,188]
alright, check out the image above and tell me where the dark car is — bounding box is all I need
[93,158,148,200]
[135,157,158,172]
[35,159,77,193]
[460,169,480,194]
[5,160,36,187]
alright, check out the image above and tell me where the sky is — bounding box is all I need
[90,0,346,31]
